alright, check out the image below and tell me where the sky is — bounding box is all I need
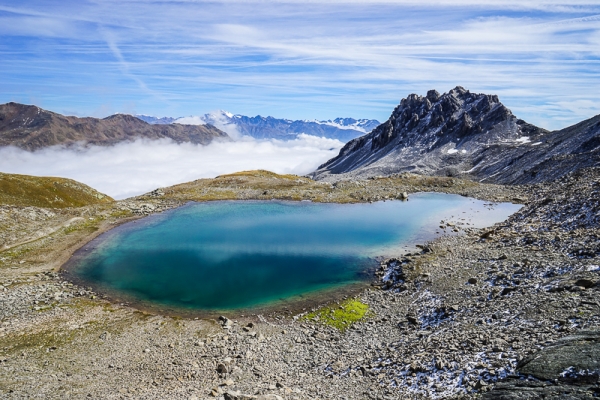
[1,1,600,130]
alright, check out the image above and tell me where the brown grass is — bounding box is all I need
[0,172,114,208]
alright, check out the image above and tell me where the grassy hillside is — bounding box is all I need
[0,172,113,208]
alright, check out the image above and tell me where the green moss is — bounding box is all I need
[109,209,133,218]
[303,298,370,331]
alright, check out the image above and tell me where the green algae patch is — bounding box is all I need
[303,298,370,331]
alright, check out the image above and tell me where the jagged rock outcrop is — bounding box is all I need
[0,102,230,150]
[312,87,600,185]
[485,331,600,399]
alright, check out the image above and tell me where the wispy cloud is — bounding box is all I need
[0,1,599,129]
[0,136,343,199]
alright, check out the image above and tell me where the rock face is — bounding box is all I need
[138,111,380,142]
[312,87,600,184]
[0,103,230,150]
[485,331,600,399]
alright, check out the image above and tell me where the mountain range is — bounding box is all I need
[312,86,600,185]
[2,93,599,188]
[0,103,230,150]
[136,111,381,142]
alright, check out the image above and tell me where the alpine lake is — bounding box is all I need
[62,193,521,316]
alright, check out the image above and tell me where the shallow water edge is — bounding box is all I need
[60,195,521,317]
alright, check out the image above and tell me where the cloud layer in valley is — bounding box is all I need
[0,135,343,199]
[0,1,599,129]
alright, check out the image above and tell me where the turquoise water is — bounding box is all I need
[64,194,520,312]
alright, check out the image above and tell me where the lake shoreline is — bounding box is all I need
[1,170,598,399]
[59,195,519,318]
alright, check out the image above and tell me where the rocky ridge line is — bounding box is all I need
[0,102,230,150]
[313,87,600,185]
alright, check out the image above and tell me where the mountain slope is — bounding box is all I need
[0,172,113,208]
[0,103,230,150]
[138,111,380,142]
[312,87,600,184]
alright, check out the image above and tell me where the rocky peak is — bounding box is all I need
[313,84,599,186]
[103,113,148,124]
[368,87,512,152]
[426,89,440,103]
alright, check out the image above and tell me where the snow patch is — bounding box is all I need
[516,136,531,144]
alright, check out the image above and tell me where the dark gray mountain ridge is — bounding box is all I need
[311,86,600,185]
[137,112,380,142]
[0,103,230,150]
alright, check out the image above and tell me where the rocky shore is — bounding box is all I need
[0,169,598,399]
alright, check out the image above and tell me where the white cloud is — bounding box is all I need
[0,135,343,200]
[174,116,206,125]
[175,111,244,140]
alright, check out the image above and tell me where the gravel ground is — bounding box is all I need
[0,169,599,399]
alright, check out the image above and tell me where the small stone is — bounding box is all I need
[468,277,478,284]
[500,287,516,296]
[574,279,595,288]
[475,379,488,389]
[217,363,228,374]
[223,391,241,400]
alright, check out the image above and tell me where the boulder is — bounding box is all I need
[485,330,600,399]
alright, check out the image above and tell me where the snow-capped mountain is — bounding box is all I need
[134,115,177,125]
[311,86,600,185]
[136,111,380,142]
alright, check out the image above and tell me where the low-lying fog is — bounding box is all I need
[0,134,343,199]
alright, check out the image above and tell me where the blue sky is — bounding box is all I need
[1,1,600,130]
